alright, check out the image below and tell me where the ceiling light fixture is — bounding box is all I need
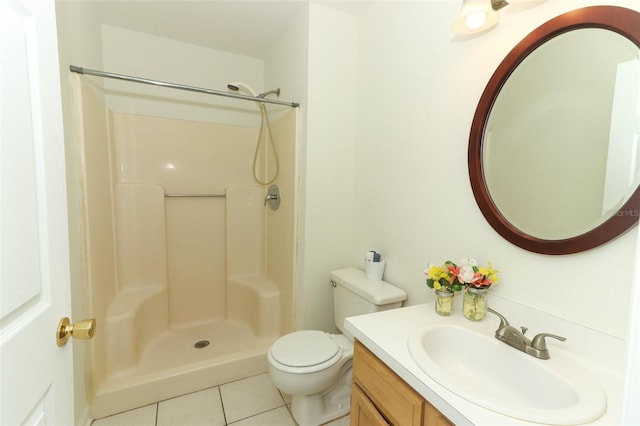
[452,0,509,35]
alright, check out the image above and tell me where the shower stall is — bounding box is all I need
[70,71,298,419]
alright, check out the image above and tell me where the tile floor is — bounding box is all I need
[91,373,350,426]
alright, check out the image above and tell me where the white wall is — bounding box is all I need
[299,3,359,331]
[622,227,640,423]
[100,25,265,127]
[351,0,640,339]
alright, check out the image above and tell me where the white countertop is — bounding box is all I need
[344,300,625,426]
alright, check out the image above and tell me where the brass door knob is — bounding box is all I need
[56,317,96,346]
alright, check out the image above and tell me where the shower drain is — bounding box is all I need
[194,340,210,349]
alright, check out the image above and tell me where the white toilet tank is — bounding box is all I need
[330,268,407,338]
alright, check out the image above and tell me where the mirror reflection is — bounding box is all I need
[484,28,640,240]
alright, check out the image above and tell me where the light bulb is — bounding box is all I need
[452,0,498,34]
[466,11,487,29]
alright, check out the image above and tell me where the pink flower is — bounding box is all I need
[471,272,492,287]
[447,263,462,284]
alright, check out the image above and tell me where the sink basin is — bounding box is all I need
[407,322,606,425]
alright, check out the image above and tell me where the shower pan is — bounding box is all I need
[70,74,298,419]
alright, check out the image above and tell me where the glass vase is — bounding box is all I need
[435,290,454,316]
[463,287,487,321]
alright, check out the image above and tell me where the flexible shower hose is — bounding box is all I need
[253,103,279,185]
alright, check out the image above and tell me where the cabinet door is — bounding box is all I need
[353,340,424,425]
[424,401,455,426]
[351,384,390,426]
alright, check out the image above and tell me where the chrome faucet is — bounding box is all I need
[487,307,566,360]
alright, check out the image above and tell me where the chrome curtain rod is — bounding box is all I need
[70,65,300,108]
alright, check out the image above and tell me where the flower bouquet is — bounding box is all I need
[424,260,464,316]
[425,259,499,318]
[459,259,500,321]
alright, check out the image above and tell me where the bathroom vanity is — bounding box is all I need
[351,339,453,425]
[346,300,626,425]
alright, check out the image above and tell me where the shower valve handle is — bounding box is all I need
[264,185,281,210]
[264,193,278,206]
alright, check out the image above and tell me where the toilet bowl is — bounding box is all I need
[267,268,407,426]
[268,331,353,425]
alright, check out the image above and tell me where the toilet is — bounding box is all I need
[268,267,407,426]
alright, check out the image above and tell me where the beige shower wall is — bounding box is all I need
[266,109,298,335]
[109,113,256,327]
[73,78,116,392]
[107,111,296,330]
[165,196,226,326]
[108,113,259,192]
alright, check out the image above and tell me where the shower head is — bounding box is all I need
[227,81,257,97]
[258,88,281,99]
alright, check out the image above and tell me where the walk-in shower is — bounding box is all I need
[69,68,299,418]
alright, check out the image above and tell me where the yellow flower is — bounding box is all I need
[479,261,500,284]
[427,265,448,281]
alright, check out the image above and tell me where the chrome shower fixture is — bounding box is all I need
[491,0,509,10]
[258,88,281,99]
[227,82,280,100]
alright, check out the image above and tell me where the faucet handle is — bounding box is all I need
[487,307,509,328]
[531,333,567,350]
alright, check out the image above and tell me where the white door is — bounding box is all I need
[0,0,74,424]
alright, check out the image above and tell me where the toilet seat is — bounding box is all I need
[269,330,343,374]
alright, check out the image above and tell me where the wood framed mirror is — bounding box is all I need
[469,6,640,255]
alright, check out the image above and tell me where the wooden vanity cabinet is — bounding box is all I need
[351,340,454,426]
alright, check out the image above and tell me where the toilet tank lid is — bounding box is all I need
[331,268,407,305]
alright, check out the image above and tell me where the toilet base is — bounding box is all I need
[290,367,352,426]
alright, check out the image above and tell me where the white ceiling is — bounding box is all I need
[78,1,371,58]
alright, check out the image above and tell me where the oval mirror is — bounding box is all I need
[469,6,640,255]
